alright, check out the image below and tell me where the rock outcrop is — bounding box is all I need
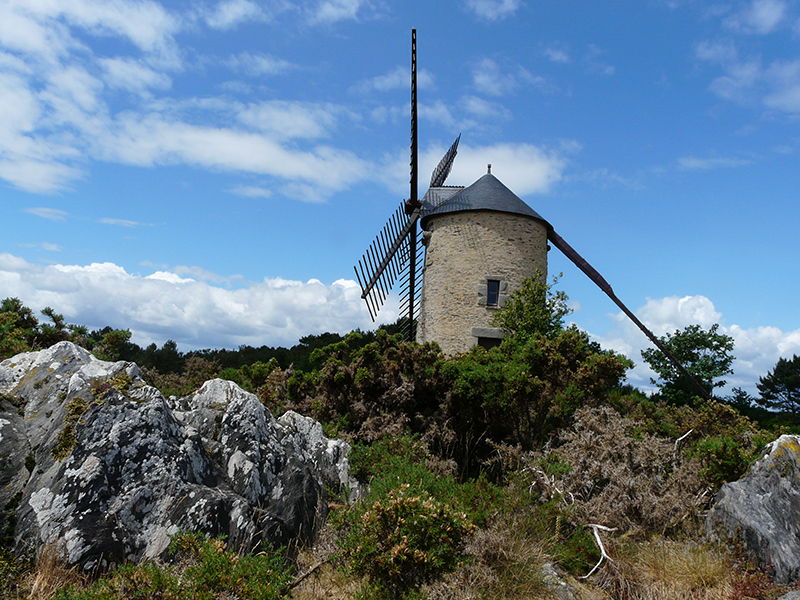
[706,434,800,584]
[0,342,360,571]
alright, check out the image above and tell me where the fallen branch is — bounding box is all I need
[580,524,618,579]
[673,429,693,459]
[288,557,332,589]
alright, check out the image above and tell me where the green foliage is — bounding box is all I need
[756,354,800,415]
[169,533,292,600]
[90,329,135,362]
[219,359,280,393]
[443,327,631,469]
[491,273,571,340]
[52,533,292,600]
[341,484,475,598]
[641,323,735,405]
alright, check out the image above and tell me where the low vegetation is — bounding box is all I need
[3,283,800,599]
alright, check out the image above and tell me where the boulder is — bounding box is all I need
[0,342,360,571]
[706,434,800,584]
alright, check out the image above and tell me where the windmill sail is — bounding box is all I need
[547,229,712,400]
[354,29,459,341]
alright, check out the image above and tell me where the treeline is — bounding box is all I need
[0,296,403,390]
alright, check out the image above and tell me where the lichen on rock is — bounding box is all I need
[0,341,359,570]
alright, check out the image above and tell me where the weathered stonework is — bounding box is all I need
[416,210,548,355]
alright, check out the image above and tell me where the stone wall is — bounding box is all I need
[416,210,549,355]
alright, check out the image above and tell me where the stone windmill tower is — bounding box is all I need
[415,167,551,354]
[354,30,712,398]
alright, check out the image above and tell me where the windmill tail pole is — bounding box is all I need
[547,229,712,401]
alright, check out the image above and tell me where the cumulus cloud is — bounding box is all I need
[465,0,522,21]
[0,253,379,350]
[381,140,573,199]
[588,295,800,396]
[447,141,574,196]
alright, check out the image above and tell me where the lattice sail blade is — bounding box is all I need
[354,204,421,322]
[430,134,461,188]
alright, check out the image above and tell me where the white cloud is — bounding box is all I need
[229,184,273,199]
[204,0,264,29]
[584,44,615,76]
[0,0,181,61]
[98,218,150,227]
[226,52,294,76]
[24,207,68,221]
[543,46,570,63]
[308,0,366,24]
[725,0,788,34]
[381,140,574,199]
[236,100,350,140]
[588,295,800,396]
[88,113,371,202]
[677,155,753,170]
[465,0,522,21]
[352,66,435,94]
[99,57,172,94]
[461,95,513,121]
[472,58,519,96]
[447,142,573,196]
[0,253,378,350]
[694,39,739,64]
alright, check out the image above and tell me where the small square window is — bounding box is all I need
[486,279,500,307]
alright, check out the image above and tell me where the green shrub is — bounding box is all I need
[53,533,292,600]
[341,484,475,599]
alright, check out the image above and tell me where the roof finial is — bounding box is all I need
[487,163,492,174]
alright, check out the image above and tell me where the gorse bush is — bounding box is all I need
[341,484,475,599]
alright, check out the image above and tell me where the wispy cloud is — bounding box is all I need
[465,0,522,21]
[203,0,265,30]
[308,0,368,24]
[543,46,570,63]
[25,207,68,221]
[584,44,615,76]
[229,185,273,199]
[226,52,294,76]
[724,0,788,34]
[678,155,754,170]
[98,218,151,227]
[352,66,436,94]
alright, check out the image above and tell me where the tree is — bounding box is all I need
[756,354,800,415]
[491,273,571,340]
[641,323,734,405]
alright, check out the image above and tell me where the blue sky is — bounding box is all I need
[2,0,799,395]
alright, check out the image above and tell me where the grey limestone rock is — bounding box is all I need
[706,434,800,584]
[0,342,359,570]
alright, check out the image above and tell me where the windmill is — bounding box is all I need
[354,30,711,400]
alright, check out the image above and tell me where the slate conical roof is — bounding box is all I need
[420,173,551,229]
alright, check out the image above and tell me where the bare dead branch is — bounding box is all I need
[580,524,617,579]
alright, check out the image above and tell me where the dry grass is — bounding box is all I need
[21,546,89,600]
[595,540,735,600]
